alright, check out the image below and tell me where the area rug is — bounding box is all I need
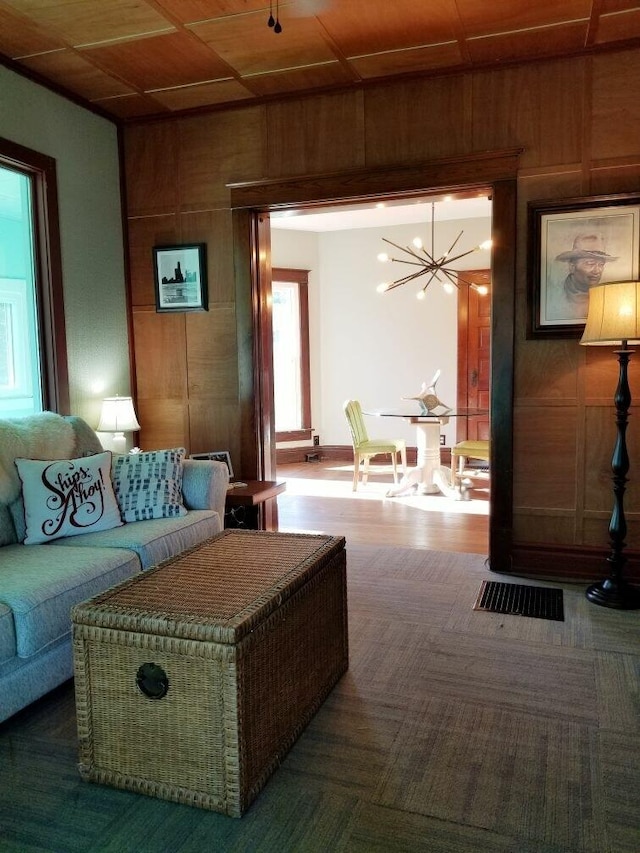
[1,542,635,853]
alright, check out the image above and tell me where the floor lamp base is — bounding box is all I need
[586,577,640,609]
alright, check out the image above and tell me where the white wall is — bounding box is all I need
[0,66,131,438]
[272,216,491,449]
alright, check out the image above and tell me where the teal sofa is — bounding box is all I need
[0,413,229,723]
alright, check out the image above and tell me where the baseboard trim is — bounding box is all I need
[510,542,640,583]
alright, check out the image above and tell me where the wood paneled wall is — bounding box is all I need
[123,47,640,579]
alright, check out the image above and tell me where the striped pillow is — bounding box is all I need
[112,448,187,523]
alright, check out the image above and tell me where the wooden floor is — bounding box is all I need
[275,459,489,554]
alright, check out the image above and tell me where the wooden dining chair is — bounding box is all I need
[451,439,490,491]
[343,400,407,491]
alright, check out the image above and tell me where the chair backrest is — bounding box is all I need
[343,400,369,449]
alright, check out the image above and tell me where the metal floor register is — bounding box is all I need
[473,580,564,621]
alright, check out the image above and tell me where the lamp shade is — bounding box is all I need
[580,280,640,346]
[97,396,140,433]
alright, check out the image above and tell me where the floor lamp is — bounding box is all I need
[580,280,640,609]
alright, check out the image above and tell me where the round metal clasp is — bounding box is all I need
[136,662,169,699]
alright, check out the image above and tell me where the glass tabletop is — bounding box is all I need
[364,405,488,419]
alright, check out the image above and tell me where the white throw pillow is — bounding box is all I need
[112,448,187,523]
[15,451,123,545]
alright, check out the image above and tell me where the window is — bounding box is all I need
[272,268,311,441]
[0,137,68,416]
[0,168,42,416]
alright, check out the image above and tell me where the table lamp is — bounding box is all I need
[97,396,140,449]
[580,280,640,608]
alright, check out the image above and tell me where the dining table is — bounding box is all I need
[363,404,488,498]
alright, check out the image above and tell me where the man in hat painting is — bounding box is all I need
[548,232,617,321]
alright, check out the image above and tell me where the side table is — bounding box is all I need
[225,480,286,530]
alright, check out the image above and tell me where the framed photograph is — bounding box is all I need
[190,451,233,477]
[527,194,640,338]
[153,243,208,312]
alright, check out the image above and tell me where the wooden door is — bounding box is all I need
[457,270,491,441]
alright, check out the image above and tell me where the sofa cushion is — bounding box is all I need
[0,412,75,506]
[0,602,15,664]
[51,509,222,570]
[65,415,105,457]
[15,452,123,545]
[0,544,139,659]
[112,448,188,522]
[0,504,16,547]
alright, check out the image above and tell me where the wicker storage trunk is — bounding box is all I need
[72,530,348,817]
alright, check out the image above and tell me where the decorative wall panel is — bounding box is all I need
[177,107,266,210]
[266,91,365,177]
[124,122,178,216]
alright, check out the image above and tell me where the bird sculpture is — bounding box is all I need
[402,369,451,415]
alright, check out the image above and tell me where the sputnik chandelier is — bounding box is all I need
[376,200,492,300]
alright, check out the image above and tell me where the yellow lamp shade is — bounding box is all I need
[580,280,640,346]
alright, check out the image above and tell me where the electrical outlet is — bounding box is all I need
[440,434,446,446]
[313,435,320,446]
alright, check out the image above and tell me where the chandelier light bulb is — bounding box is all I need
[375,200,492,301]
[376,283,390,293]
[476,284,489,296]
[417,290,426,300]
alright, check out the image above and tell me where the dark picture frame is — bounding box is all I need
[153,243,208,312]
[527,194,640,338]
[190,451,233,478]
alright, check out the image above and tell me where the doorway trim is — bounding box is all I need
[229,149,520,569]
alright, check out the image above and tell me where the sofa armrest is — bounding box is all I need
[182,459,229,521]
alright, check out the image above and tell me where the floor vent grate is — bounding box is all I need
[473,581,564,621]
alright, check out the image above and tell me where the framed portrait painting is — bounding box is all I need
[527,194,640,338]
[153,243,208,312]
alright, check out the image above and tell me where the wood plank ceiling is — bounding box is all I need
[1,0,640,122]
